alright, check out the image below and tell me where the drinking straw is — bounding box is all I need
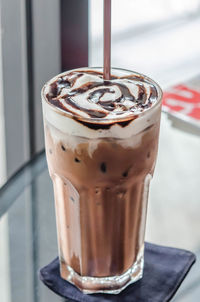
[103,0,111,80]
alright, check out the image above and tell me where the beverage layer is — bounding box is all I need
[45,119,160,278]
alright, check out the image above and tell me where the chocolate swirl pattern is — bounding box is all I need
[46,70,158,120]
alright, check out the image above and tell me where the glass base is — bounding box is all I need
[60,248,144,294]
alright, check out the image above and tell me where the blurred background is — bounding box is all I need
[0,0,200,301]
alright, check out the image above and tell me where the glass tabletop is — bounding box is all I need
[0,152,68,302]
[0,115,200,302]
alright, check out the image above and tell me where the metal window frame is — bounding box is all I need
[61,0,89,71]
[1,0,61,178]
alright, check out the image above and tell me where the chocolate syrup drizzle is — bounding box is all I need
[46,70,158,121]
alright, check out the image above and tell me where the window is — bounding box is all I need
[89,0,200,87]
[0,0,61,184]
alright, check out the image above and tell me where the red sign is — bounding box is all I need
[163,85,200,120]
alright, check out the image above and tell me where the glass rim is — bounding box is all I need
[41,67,163,124]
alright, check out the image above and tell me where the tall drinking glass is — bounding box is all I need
[41,67,162,294]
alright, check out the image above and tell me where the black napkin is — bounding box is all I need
[39,242,196,302]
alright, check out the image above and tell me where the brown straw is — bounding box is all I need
[103,0,111,80]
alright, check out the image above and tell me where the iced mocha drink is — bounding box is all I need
[42,67,162,294]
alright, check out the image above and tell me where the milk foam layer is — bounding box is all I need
[42,68,162,139]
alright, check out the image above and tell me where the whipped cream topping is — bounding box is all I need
[42,68,162,140]
[44,69,158,121]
